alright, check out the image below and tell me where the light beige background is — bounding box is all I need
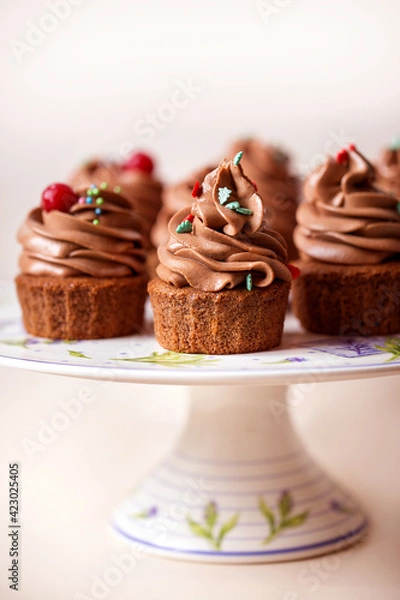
[1,0,400,598]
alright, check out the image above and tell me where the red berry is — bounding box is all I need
[41,183,78,213]
[287,264,301,280]
[191,181,202,198]
[336,149,349,165]
[122,152,154,174]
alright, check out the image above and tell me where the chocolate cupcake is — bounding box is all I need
[149,153,293,355]
[292,145,400,336]
[16,182,148,339]
[227,138,300,260]
[375,139,400,198]
[69,152,163,245]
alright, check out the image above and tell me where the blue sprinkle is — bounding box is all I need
[86,197,93,204]
[94,207,102,215]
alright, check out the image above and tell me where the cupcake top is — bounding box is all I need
[375,139,400,198]
[18,183,147,277]
[227,138,300,261]
[69,152,163,241]
[295,145,400,265]
[156,153,292,291]
[151,164,215,247]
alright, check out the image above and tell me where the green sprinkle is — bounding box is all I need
[92,187,99,196]
[233,150,243,166]
[100,181,108,189]
[218,187,232,205]
[113,185,122,193]
[246,273,253,291]
[92,219,99,226]
[176,220,193,233]
[236,207,253,216]
[86,189,93,196]
[96,197,104,205]
[225,201,240,210]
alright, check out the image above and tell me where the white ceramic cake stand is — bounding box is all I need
[1,282,400,563]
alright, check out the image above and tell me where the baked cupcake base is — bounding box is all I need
[292,260,400,336]
[15,274,148,340]
[148,278,290,354]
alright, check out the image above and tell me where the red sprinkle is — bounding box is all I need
[348,144,356,151]
[191,181,201,198]
[251,180,258,191]
[336,149,349,165]
[184,213,194,223]
[287,264,301,280]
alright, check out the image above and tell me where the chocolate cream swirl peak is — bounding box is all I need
[294,145,400,265]
[18,185,147,277]
[156,153,291,291]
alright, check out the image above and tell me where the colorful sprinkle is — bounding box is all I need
[225,201,241,210]
[336,149,349,165]
[235,207,253,215]
[113,186,122,193]
[90,184,97,188]
[246,273,253,291]
[96,197,104,205]
[233,151,244,166]
[100,181,108,189]
[94,207,102,215]
[218,187,232,205]
[92,219,99,226]
[184,213,194,223]
[91,187,99,196]
[191,181,202,198]
[86,189,93,196]
[86,197,93,204]
[348,144,356,152]
[78,196,86,205]
[287,264,301,280]
[176,220,193,233]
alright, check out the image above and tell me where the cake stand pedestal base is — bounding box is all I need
[113,385,367,563]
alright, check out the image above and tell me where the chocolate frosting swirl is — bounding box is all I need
[69,159,163,241]
[376,146,400,198]
[156,159,291,291]
[18,188,147,277]
[295,147,400,264]
[227,138,300,259]
[151,165,214,247]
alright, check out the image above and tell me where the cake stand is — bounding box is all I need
[1,282,400,563]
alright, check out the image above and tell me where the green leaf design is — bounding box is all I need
[111,351,217,367]
[187,504,240,550]
[205,501,218,529]
[216,513,240,548]
[281,511,309,529]
[375,338,400,362]
[279,490,293,519]
[187,518,213,541]
[68,350,91,359]
[259,493,310,545]
[0,339,29,348]
[258,497,276,531]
